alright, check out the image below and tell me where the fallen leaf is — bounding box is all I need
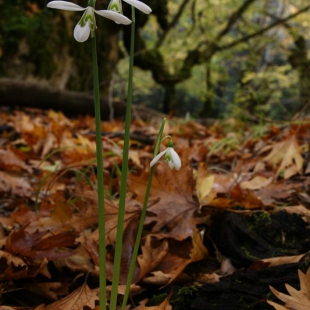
[128,164,197,241]
[268,268,310,310]
[195,164,216,208]
[249,254,306,270]
[240,175,273,190]
[0,149,32,173]
[0,171,33,197]
[263,135,304,179]
[44,282,98,310]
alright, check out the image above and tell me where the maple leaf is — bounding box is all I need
[263,135,304,179]
[268,268,310,310]
[42,282,98,310]
[128,164,197,241]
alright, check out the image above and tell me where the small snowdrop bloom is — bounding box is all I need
[108,0,152,16]
[150,140,181,171]
[47,1,132,42]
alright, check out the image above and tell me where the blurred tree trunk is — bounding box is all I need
[163,84,176,114]
[200,59,214,118]
[287,34,310,113]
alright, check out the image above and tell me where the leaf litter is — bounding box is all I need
[0,107,309,309]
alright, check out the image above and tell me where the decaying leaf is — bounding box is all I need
[43,282,98,310]
[0,250,48,281]
[268,268,310,310]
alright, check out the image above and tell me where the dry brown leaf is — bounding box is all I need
[263,135,304,179]
[128,164,197,241]
[142,230,208,287]
[0,171,33,197]
[249,254,306,270]
[268,268,310,310]
[0,149,32,173]
[240,175,273,190]
[6,226,77,259]
[44,282,98,310]
[137,235,169,282]
[0,250,48,281]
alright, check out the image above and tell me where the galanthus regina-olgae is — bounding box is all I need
[47,1,132,42]
[150,140,182,171]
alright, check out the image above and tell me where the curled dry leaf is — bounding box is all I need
[249,253,306,270]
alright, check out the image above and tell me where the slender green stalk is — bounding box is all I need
[121,119,166,310]
[109,6,136,310]
[91,31,107,310]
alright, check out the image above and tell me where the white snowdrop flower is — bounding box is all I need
[108,0,152,15]
[150,140,181,171]
[47,1,131,42]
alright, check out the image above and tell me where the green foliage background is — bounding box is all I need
[1,0,310,120]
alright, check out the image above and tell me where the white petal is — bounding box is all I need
[47,1,85,11]
[123,0,152,14]
[168,160,174,170]
[168,148,181,170]
[150,149,168,167]
[74,20,91,42]
[95,10,132,24]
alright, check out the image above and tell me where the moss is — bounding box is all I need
[170,283,199,310]
[0,1,62,78]
[147,293,168,307]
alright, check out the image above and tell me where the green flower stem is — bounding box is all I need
[91,30,107,310]
[109,6,136,310]
[121,118,166,310]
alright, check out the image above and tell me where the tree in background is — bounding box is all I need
[1,0,310,119]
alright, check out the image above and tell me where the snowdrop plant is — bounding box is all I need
[46,1,161,310]
[108,1,151,310]
[150,140,182,170]
[47,0,131,42]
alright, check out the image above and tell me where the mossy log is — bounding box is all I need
[0,78,126,119]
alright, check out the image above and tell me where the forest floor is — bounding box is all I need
[0,106,309,310]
